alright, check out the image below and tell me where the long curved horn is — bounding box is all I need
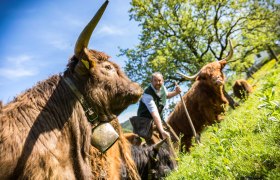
[221,39,233,62]
[176,70,200,81]
[153,138,167,151]
[74,0,109,57]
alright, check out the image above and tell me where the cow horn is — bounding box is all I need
[176,70,200,81]
[74,0,109,57]
[221,39,233,62]
[153,138,167,150]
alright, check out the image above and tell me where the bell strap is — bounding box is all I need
[62,76,98,125]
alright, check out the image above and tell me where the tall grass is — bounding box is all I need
[166,60,280,179]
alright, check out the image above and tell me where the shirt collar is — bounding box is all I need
[151,84,160,92]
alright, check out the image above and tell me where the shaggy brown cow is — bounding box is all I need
[167,40,233,152]
[233,79,253,100]
[0,1,142,179]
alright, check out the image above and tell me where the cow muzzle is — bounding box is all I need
[91,122,119,152]
[213,76,224,86]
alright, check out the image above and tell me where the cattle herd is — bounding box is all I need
[0,0,254,179]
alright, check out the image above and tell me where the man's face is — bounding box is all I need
[152,74,164,90]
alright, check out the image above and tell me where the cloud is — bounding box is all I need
[48,38,71,51]
[0,68,36,78]
[0,55,38,79]
[96,24,125,36]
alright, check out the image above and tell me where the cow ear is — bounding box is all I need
[82,48,96,69]
[153,138,167,151]
[74,48,96,75]
[219,60,227,69]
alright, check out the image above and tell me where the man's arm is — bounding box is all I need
[167,85,181,99]
[142,94,170,139]
[150,111,170,139]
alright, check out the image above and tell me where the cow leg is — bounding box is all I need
[180,136,192,153]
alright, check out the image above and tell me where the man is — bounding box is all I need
[137,72,181,142]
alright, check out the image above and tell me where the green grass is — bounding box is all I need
[166,59,280,179]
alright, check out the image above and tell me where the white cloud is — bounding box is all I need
[48,38,71,51]
[96,24,125,36]
[9,55,32,65]
[0,68,37,78]
[0,55,38,79]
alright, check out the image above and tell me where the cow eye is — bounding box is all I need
[105,65,112,70]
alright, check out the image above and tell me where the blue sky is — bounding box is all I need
[0,0,140,123]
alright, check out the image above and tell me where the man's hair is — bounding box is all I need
[151,72,163,81]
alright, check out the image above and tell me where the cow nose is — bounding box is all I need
[214,76,224,85]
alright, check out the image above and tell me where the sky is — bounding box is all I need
[0,0,141,123]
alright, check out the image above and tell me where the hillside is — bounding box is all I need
[121,119,133,133]
[166,59,280,179]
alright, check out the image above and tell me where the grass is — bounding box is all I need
[166,59,280,179]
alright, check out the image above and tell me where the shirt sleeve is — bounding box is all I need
[141,93,158,113]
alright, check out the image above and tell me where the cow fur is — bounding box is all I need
[0,49,142,179]
[0,75,92,179]
[167,60,229,152]
[233,79,253,100]
[123,132,143,146]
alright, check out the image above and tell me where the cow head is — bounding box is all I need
[178,40,233,89]
[64,0,143,122]
[233,79,253,100]
[131,139,177,179]
[149,140,177,179]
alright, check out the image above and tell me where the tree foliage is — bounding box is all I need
[120,0,280,88]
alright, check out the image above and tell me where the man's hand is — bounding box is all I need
[175,84,182,95]
[160,130,170,139]
[151,111,170,139]
[167,82,182,99]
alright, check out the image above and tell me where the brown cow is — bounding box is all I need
[233,79,253,100]
[0,1,142,179]
[167,40,233,152]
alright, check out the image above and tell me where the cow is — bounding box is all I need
[233,79,253,100]
[0,1,143,179]
[124,133,177,179]
[167,40,233,152]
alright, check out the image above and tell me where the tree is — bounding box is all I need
[120,0,280,88]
